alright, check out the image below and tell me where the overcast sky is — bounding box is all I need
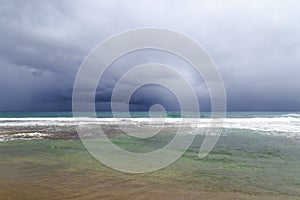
[0,0,299,112]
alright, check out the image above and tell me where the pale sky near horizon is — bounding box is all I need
[0,0,299,111]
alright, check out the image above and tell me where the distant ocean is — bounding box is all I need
[1,111,300,118]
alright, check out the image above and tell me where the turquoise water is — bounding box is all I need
[1,111,299,118]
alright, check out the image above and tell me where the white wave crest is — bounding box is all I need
[0,132,48,142]
[1,117,300,138]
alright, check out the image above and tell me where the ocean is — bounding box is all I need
[0,112,300,199]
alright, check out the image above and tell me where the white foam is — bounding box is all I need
[1,117,300,138]
[280,113,300,118]
[0,132,48,142]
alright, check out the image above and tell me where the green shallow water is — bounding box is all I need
[0,130,300,200]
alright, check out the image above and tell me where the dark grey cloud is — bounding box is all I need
[0,0,299,111]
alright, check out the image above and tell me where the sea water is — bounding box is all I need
[0,112,300,199]
[0,112,300,141]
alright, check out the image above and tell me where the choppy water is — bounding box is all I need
[1,112,300,141]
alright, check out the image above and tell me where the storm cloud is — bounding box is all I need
[0,0,299,111]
